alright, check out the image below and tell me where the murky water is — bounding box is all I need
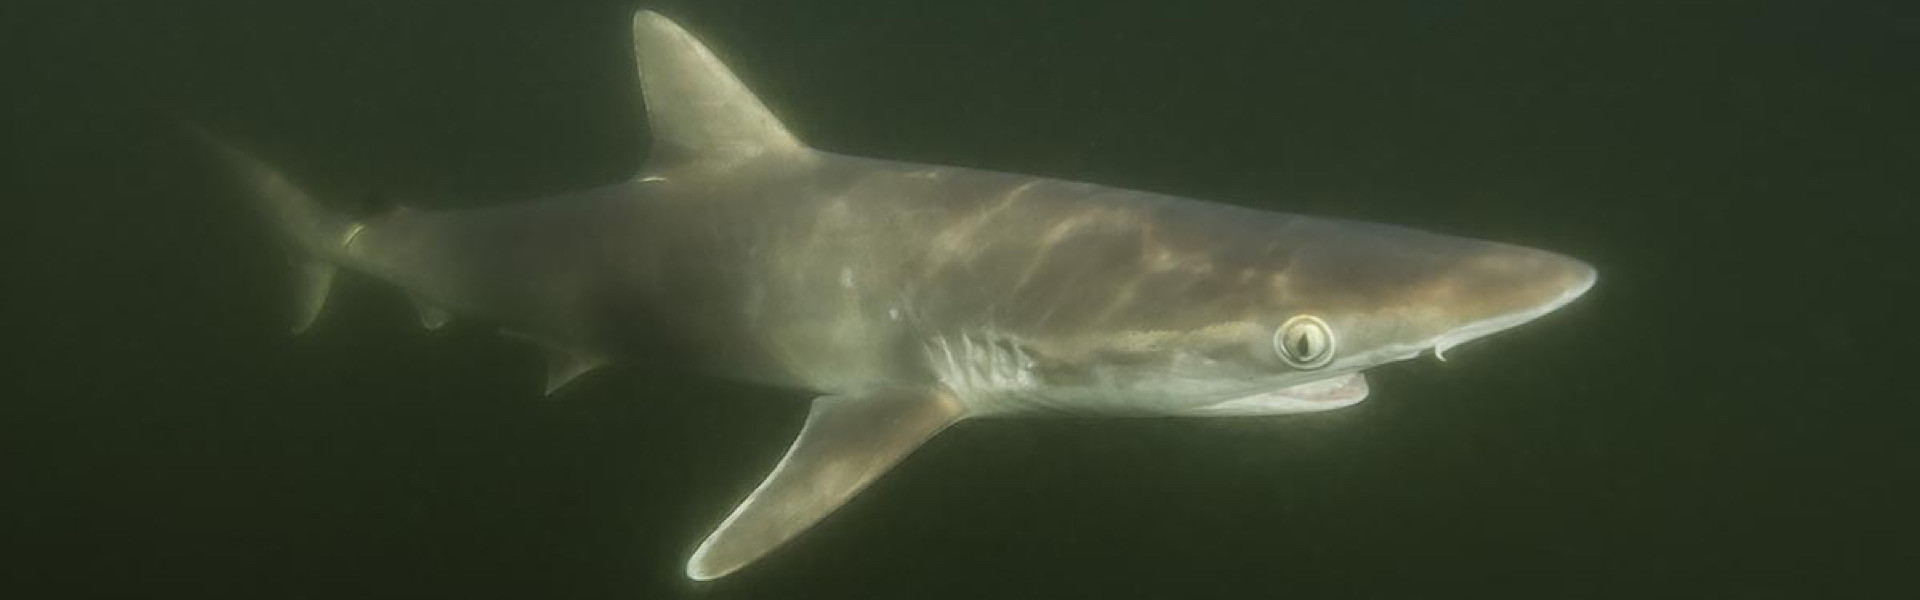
[12,1,1911,597]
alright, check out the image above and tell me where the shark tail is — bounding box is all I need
[188,127,361,333]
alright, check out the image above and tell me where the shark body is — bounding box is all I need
[200,12,1595,580]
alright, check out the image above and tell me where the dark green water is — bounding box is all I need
[11,1,1914,597]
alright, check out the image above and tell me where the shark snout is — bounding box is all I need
[1427,246,1596,359]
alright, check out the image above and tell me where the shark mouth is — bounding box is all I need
[1195,372,1370,415]
[1273,372,1370,402]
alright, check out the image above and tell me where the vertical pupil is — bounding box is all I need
[1276,318,1334,368]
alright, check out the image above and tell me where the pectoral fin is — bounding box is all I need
[687,389,964,580]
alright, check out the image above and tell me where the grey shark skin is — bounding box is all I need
[198,11,1595,581]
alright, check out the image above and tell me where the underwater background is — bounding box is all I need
[8,0,1913,597]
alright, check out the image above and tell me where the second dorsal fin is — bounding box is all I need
[630,11,802,167]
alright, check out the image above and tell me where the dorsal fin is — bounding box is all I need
[630,11,801,168]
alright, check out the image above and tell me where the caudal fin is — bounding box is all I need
[187,126,358,332]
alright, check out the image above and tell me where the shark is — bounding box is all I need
[195,10,1596,581]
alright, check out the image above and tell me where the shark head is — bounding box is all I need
[994,214,1597,418]
[1197,218,1594,416]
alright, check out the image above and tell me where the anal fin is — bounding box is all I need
[687,389,964,580]
[410,295,452,331]
[545,349,607,396]
[497,329,609,397]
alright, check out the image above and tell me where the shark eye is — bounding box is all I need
[1274,315,1336,369]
